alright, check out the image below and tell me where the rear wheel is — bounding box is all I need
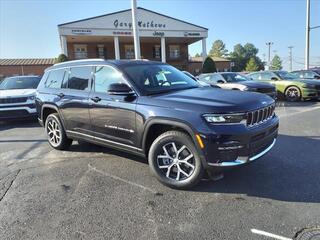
[45,113,72,150]
[285,86,301,102]
[148,131,204,189]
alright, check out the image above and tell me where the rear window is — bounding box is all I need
[0,76,40,90]
[45,69,65,88]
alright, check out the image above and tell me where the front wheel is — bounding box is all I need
[285,86,301,102]
[148,131,204,189]
[45,113,72,150]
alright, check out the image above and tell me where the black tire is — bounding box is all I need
[148,131,204,189]
[285,86,301,102]
[45,113,72,150]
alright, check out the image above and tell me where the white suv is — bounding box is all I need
[0,76,41,120]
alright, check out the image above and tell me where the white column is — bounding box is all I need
[161,37,166,63]
[60,35,68,56]
[202,38,207,62]
[114,36,120,60]
[131,0,141,59]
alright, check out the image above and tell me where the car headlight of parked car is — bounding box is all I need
[28,95,36,101]
[203,113,246,124]
[302,83,316,88]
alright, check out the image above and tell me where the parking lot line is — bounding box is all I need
[87,163,158,194]
[251,229,292,240]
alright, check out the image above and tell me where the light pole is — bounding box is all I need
[305,0,310,70]
[305,0,320,70]
[288,46,294,72]
[266,42,273,70]
[131,0,141,59]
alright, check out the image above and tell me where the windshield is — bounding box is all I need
[221,73,250,82]
[275,71,296,80]
[0,76,40,90]
[123,64,199,95]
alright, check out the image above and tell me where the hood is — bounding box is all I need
[144,87,274,113]
[240,81,275,88]
[0,89,36,98]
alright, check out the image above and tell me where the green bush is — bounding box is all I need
[54,54,68,63]
[202,57,217,73]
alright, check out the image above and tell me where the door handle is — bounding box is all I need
[90,96,102,103]
[57,93,65,98]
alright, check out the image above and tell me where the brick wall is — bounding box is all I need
[0,65,52,78]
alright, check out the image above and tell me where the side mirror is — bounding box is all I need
[217,80,225,84]
[107,83,134,96]
[271,77,279,81]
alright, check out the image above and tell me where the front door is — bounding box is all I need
[89,65,137,147]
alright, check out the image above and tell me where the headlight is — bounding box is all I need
[28,95,35,101]
[203,114,246,124]
[303,83,316,88]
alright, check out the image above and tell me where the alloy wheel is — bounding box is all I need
[47,117,62,147]
[286,87,300,101]
[157,142,195,181]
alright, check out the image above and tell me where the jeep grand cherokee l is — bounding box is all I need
[0,75,41,120]
[36,59,279,189]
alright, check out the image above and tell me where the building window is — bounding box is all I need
[154,45,161,59]
[74,44,88,59]
[97,45,106,59]
[125,45,135,59]
[169,45,180,59]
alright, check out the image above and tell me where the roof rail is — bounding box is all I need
[53,58,105,66]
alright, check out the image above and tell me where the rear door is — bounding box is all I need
[89,65,137,147]
[58,66,93,135]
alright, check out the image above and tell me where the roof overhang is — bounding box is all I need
[58,7,208,39]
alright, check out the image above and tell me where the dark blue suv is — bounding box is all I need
[36,59,279,189]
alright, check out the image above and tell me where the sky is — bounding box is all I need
[0,0,319,71]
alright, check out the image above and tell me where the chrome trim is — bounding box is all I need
[66,130,142,151]
[208,138,276,167]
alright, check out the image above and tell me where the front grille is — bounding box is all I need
[257,88,274,93]
[246,104,275,127]
[0,97,28,104]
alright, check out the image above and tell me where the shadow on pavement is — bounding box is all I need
[0,119,39,130]
[276,100,319,108]
[195,134,320,203]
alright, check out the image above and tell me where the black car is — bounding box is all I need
[198,72,277,99]
[36,59,279,189]
[291,70,320,80]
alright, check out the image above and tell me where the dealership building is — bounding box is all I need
[58,7,208,71]
[1,7,233,78]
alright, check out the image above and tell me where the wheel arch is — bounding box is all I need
[141,118,204,159]
[41,104,67,130]
[284,85,302,98]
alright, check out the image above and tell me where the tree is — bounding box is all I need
[245,57,259,72]
[209,40,228,57]
[54,54,68,63]
[270,55,282,70]
[202,57,217,73]
[194,53,201,57]
[229,43,264,72]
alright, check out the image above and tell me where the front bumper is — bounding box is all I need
[200,115,279,170]
[0,104,37,120]
[301,88,320,99]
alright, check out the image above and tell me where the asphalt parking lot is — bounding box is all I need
[0,101,320,240]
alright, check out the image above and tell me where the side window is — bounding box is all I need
[249,73,259,81]
[210,74,222,83]
[260,72,274,81]
[94,66,125,93]
[68,67,92,91]
[45,69,65,88]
